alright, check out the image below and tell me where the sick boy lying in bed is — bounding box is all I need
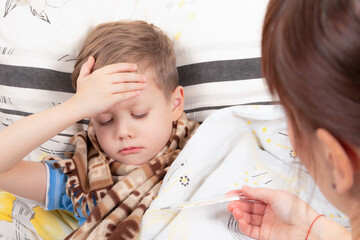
[0,20,198,239]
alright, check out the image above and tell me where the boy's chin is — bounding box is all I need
[113,157,151,166]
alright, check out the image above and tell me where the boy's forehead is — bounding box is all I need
[114,81,163,108]
[114,94,147,109]
[95,75,166,117]
[96,98,146,118]
[122,97,146,108]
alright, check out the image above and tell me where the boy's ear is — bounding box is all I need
[316,128,357,194]
[170,86,184,121]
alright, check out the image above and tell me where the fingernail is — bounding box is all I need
[142,83,147,88]
[143,76,147,81]
[133,64,137,69]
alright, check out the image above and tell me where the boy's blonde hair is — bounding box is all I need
[72,20,178,100]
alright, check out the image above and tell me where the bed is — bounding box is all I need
[0,0,349,239]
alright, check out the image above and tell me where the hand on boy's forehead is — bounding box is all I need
[98,78,166,115]
[96,99,149,118]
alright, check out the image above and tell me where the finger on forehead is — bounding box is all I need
[101,63,137,74]
[109,73,146,83]
[111,82,146,94]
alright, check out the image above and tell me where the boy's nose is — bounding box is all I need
[116,122,134,140]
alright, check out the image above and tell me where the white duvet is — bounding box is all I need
[140,105,349,240]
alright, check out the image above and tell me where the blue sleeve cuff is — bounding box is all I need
[43,159,90,226]
[43,160,74,212]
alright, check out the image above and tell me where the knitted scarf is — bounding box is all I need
[47,113,198,240]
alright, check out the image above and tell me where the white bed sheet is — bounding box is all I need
[140,105,349,240]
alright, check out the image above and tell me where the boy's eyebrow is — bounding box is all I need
[94,112,112,119]
[128,101,143,107]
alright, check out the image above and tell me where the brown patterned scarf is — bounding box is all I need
[47,113,198,240]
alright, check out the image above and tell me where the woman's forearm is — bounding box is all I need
[309,215,351,240]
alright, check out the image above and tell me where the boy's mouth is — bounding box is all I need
[119,147,142,154]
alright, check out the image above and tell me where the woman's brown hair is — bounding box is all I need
[71,20,178,100]
[261,0,360,158]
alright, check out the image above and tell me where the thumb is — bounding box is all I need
[78,56,95,79]
[242,185,276,204]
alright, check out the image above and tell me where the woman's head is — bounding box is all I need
[262,0,360,159]
[72,20,178,100]
[262,0,360,207]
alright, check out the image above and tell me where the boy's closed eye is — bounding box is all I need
[131,112,148,120]
[96,111,149,125]
[98,118,113,126]
[93,113,113,126]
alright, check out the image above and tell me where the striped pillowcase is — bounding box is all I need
[0,56,83,161]
[148,0,274,122]
[179,58,273,122]
[0,56,273,133]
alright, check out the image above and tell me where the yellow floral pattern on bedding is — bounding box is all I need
[0,190,77,240]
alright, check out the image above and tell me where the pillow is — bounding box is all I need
[146,0,273,122]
